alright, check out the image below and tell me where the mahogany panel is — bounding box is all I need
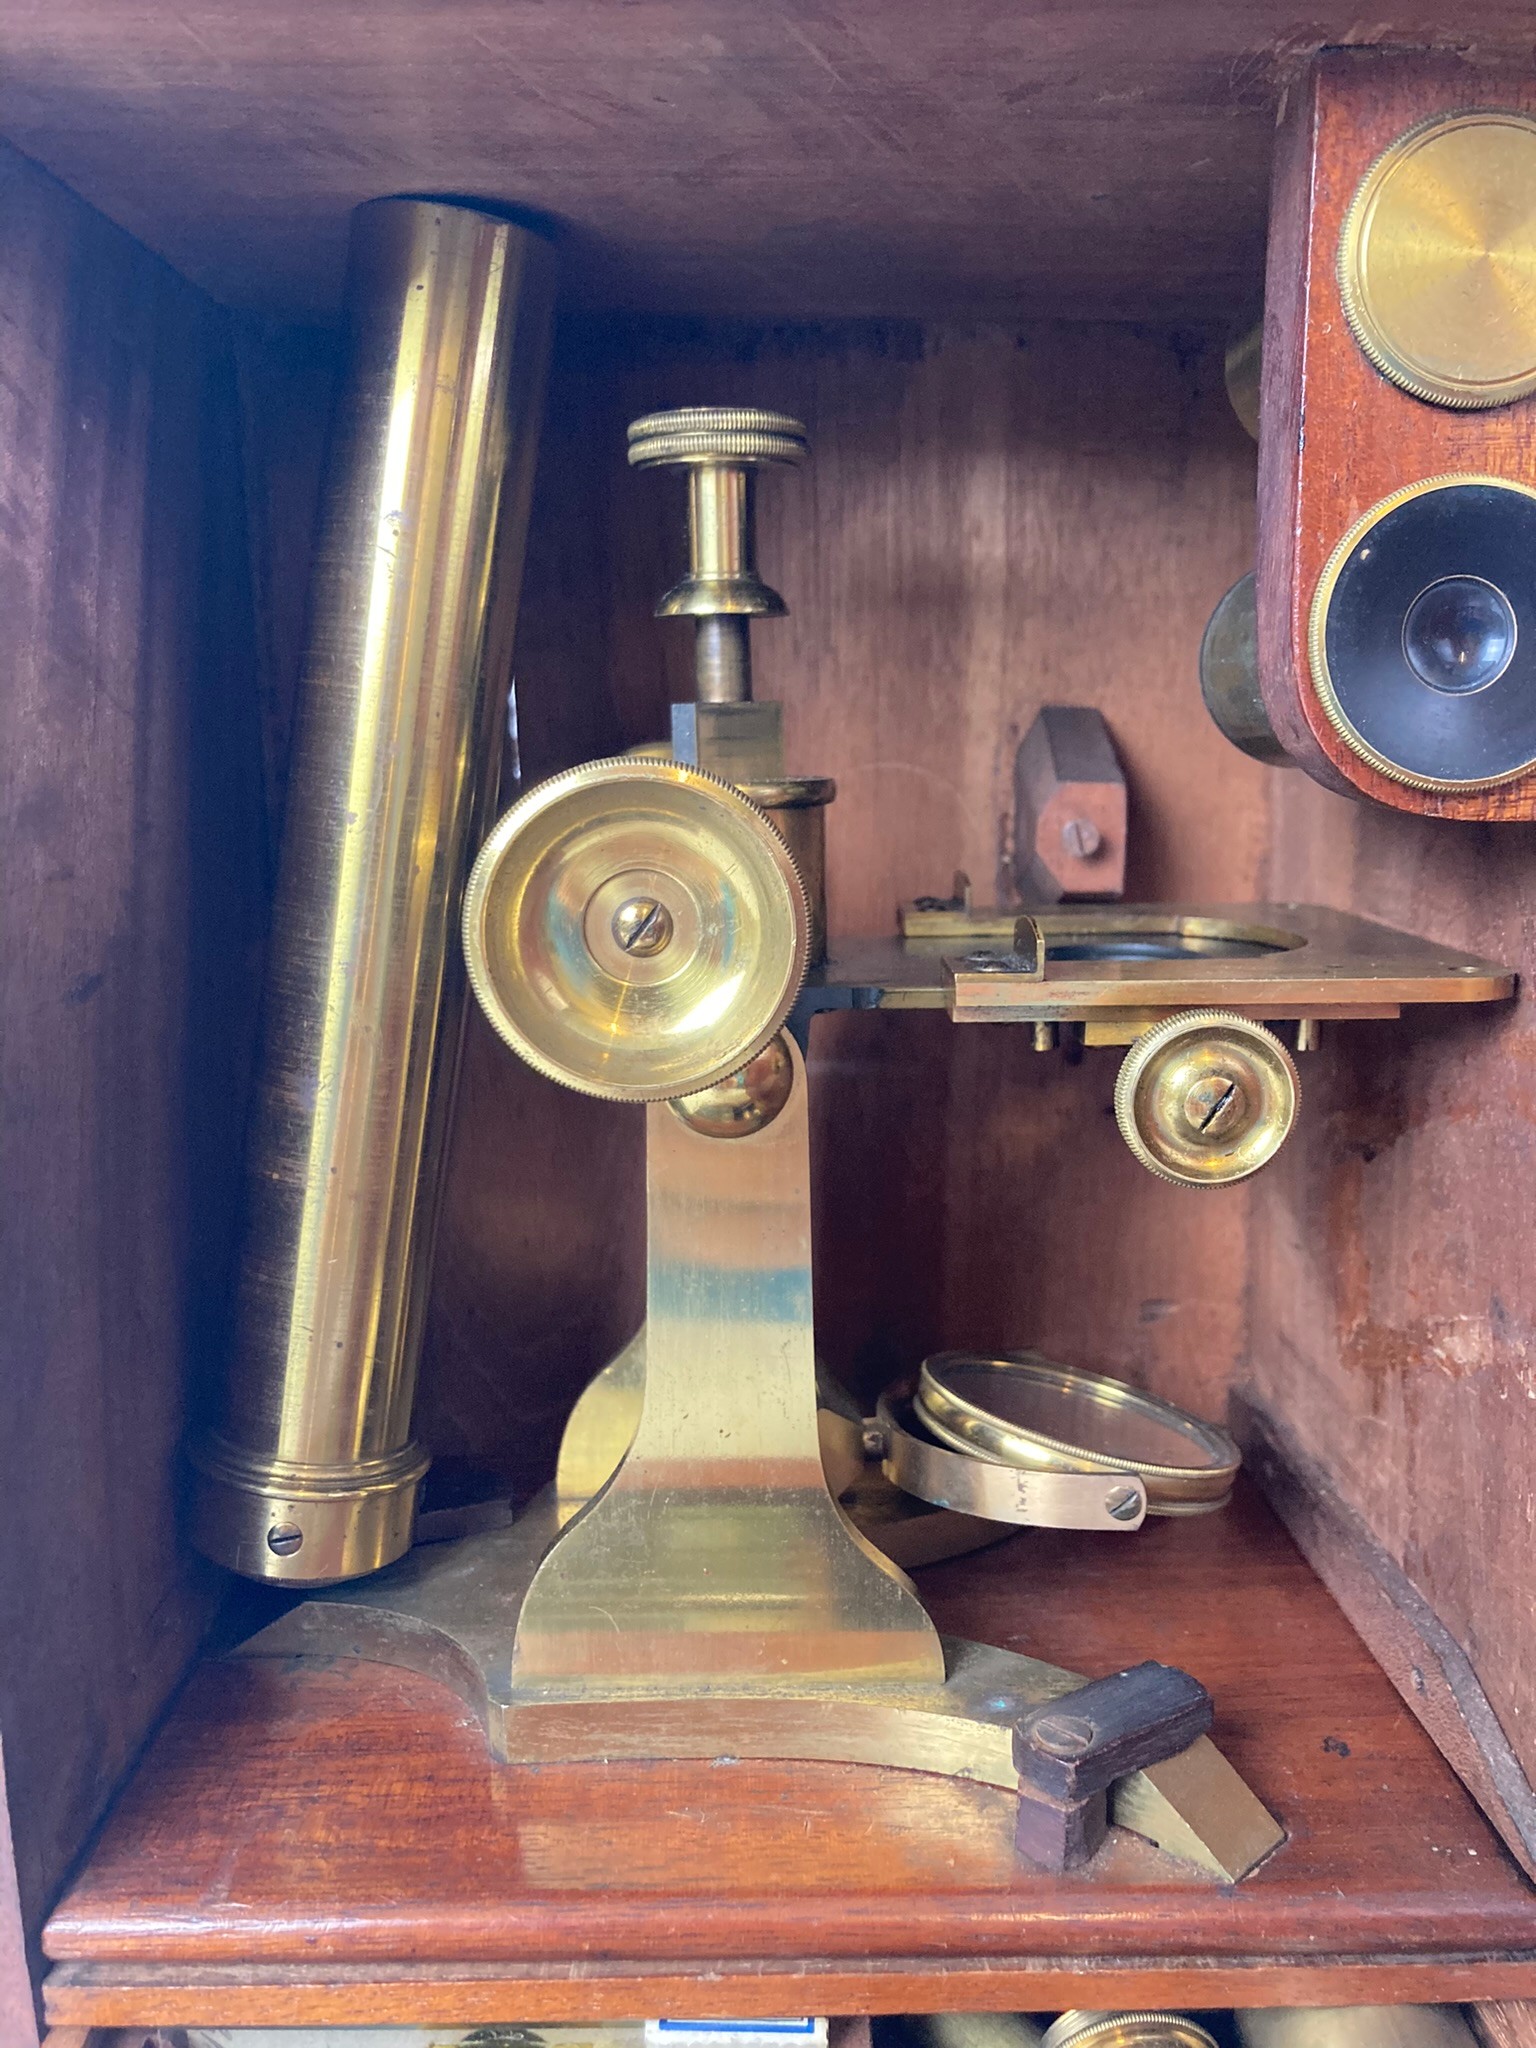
[0,137,268,2009]
[42,1488,1536,2028]
[1256,53,1536,818]
[1248,768,1536,1799]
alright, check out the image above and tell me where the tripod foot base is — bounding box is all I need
[237,1494,1284,1883]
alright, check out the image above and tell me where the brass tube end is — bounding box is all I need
[187,1434,429,1584]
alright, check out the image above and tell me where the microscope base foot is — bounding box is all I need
[236,1493,1283,1883]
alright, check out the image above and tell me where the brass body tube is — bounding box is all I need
[189,198,555,1583]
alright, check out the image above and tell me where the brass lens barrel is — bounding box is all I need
[190,197,555,1583]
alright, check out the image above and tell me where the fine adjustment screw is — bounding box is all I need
[1060,817,1103,859]
[612,897,675,956]
[1182,1071,1249,1139]
[1029,1711,1097,1759]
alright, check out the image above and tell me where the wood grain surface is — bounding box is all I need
[1256,52,1536,819]
[1476,2002,1536,2048]
[1246,765,1536,1829]
[0,138,269,2015]
[42,1487,1536,2027]
[415,315,1269,1488]
[1,5,1534,324]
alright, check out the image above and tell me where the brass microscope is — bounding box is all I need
[187,198,1514,1887]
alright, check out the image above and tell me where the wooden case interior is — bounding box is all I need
[4,9,1536,2035]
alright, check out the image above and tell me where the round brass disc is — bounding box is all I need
[463,758,808,1102]
[1114,1009,1299,1187]
[915,1352,1240,1516]
[1339,110,1536,408]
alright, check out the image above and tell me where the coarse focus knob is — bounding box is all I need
[463,758,808,1102]
[1114,1010,1299,1186]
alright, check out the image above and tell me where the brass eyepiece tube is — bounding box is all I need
[189,198,555,1583]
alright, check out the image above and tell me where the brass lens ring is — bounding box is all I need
[916,1352,1239,1516]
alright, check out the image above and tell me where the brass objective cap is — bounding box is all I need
[1199,571,1291,768]
[1224,320,1263,440]
[463,757,809,1101]
[1339,109,1536,409]
[1045,2016,1219,2048]
[1115,1009,1299,1186]
[916,1352,1240,1516]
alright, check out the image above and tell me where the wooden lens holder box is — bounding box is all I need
[1257,52,1536,817]
[7,15,1536,2045]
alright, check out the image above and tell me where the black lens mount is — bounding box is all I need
[1313,479,1536,787]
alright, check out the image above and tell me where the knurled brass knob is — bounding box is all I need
[627,407,809,473]
[627,406,809,704]
[463,757,808,1102]
[1114,1010,1299,1186]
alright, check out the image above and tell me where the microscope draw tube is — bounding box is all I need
[189,198,555,1582]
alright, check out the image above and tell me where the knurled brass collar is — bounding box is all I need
[1338,109,1536,410]
[628,406,809,468]
[1044,2015,1220,2048]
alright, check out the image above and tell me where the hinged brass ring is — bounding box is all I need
[916,1351,1240,1516]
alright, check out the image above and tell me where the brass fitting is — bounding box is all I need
[627,406,808,704]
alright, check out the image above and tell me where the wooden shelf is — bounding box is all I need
[43,1486,1536,2030]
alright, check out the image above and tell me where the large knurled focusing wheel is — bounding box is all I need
[463,758,808,1102]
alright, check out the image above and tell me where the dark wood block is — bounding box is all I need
[42,1487,1536,2028]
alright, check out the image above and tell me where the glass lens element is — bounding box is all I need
[1402,575,1517,694]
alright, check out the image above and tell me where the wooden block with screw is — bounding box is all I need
[1012,705,1126,902]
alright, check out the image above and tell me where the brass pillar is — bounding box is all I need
[189,198,555,1583]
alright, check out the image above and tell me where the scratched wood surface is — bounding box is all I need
[1247,769,1536,1795]
[3,3,1536,323]
[1256,52,1536,819]
[42,1488,1536,2028]
[414,315,1269,1488]
[0,138,270,2022]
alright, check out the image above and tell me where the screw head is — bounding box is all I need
[958,951,1011,973]
[611,896,675,956]
[1181,1070,1250,1140]
[1060,817,1103,859]
[1103,1482,1143,1522]
[1029,1711,1097,1758]
[266,1522,304,1557]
